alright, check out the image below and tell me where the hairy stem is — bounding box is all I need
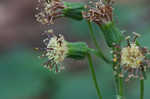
[87,21,111,63]
[140,80,144,99]
[87,53,103,99]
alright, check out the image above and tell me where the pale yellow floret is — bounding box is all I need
[121,43,145,68]
[113,58,117,62]
[46,35,68,64]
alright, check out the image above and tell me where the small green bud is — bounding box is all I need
[99,22,123,47]
[63,2,85,20]
[67,42,89,60]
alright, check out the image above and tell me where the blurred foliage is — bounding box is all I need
[0,47,57,99]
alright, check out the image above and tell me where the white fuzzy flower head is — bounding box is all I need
[46,34,68,63]
[121,43,145,68]
[42,33,68,73]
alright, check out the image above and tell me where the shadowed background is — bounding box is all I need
[0,0,150,99]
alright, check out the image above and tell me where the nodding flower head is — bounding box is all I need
[36,29,90,73]
[36,30,89,73]
[35,0,65,24]
[38,30,68,73]
[82,0,114,25]
[113,32,150,81]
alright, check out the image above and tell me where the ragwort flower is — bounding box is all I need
[36,30,89,73]
[113,32,150,81]
[35,0,65,24]
[35,0,85,25]
[38,30,68,73]
[83,0,123,47]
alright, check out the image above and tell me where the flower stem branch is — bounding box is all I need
[87,21,111,63]
[87,53,103,99]
[140,80,144,99]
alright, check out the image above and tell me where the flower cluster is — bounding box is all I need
[33,0,150,98]
[113,33,150,81]
[38,30,68,73]
[35,0,65,25]
[82,0,114,25]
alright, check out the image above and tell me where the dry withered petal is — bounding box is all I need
[82,0,114,25]
[35,0,66,25]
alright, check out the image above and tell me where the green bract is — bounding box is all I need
[67,42,89,60]
[99,22,123,47]
[63,2,85,20]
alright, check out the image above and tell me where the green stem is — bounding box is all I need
[87,21,111,63]
[112,59,119,97]
[140,80,144,99]
[118,77,124,99]
[87,53,103,99]
[114,75,119,97]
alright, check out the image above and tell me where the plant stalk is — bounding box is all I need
[140,80,144,99]
[87,21,111,63]
[87,53,103,99]
[118,77,124,99]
